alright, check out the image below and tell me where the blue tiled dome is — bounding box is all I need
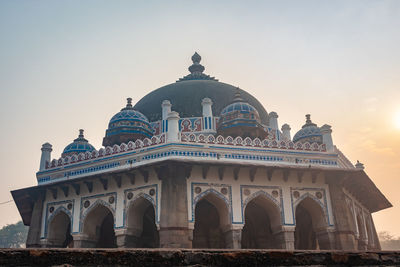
[103,98,153,146]
[217,89,267,139]
[62,130,95,157]
[293,114,322,144]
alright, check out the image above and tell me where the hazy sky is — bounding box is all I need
[1,1,399,236]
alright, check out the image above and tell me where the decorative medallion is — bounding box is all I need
[127,192,133,200]
[316,191,323,199]
[84,200,90,208]
[67,203,72,210]
[194,187,202,194]
[221,188,228,195]
[108,196,115,204]
[243,189,251,196]
[49,206,54,213]
[149,189,155,196]
[293,191,300,198]
[272,190,279,198]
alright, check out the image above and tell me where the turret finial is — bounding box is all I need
[79,129,84,138]
[233,87,244,102]
[126,97,133,108]
[192,52,201,64]
[306,114,312,124]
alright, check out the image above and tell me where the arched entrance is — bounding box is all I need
[47,210,72,247]
[193,192,230,248]
[126,197,159,248]
[241,194,282,249]
[82,203,116,248]
[294,197,331,250]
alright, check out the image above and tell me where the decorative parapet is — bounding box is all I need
[44,134,166,170]
[181,133,327,152]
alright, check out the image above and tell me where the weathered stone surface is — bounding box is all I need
[0,249,400,266]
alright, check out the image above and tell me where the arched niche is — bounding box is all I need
[82,201,116,248]
[192,191,231,248]
[241,193,282,249]
[294,196,331,250]
[47,208,72,247]
[126,196,159,248]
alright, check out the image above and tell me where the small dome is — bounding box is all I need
[62,129,95,157]
[293,114,322,144]
[217,89,266,139]
[103,98,153,146]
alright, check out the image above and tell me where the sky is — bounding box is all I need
[0,0,399,236]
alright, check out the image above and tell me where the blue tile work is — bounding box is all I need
[42,199,74,239]
[38,142,338,185]
[290,187,333,227]
[79,192,117,234]
[239,185,284,225]
[64,162,121,178]
[121,184,159,229]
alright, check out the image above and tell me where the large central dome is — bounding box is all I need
[134,53,269,125]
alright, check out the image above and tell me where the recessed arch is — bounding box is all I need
[193,190,231,248]
[47,207,73,247]
[242,193,283,249]
[294,196,329,250]
[125,195,159,248]
[81,200,116,248]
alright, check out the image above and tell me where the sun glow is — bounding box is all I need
[395,110,400,130]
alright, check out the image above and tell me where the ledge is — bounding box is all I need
[1,249,400,266]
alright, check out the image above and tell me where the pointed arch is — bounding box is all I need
[242,192,283,249]
[192,189,231,248]
[125,195,159,248]
[47,207,73,247]
[81,199,116,248]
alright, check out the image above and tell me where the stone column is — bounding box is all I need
[115,228,144,248]
[273,226,295,250]
[223,226,243,249]
[72,233,97,248]
[316,229,336,250]
[269,112,279,130]
[281,124,291,141]
[157,163,192,248]
[166,111,180,143]
[320,124,334,152]
[326,174,357,250]
[39,143,52,171]
[26,190,45,248]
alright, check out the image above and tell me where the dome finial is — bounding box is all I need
[233,87,244,102]
[79,129,84,138]
[306,114,312,124]
[192,52,201,64]
[188,52,205,74]
[126,97,133,108]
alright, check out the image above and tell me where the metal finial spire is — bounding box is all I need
[188,52,205,74]
[79,129,84,138]
[302,114,317,128]
[233,87,244,102]
[126,97,133,108]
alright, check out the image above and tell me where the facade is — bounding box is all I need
[12,53,391,250]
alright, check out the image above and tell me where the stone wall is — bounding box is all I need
[1,249,400,266]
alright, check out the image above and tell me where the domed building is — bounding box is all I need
[12,53,391,251]
[62,129,95,158]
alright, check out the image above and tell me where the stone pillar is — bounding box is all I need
[326,175,357,250]
[115,228,144,248]
[166,111,180,143]
[316,229,336,250]
[269,112,279,130]
[158,164,192,248]
[273,226,295,250]
[320,124,334,152]
[72,234,96,248]
[281,124,291,141]
[161,100,172,133]
[26,191,45,248]
[223,227,242,249]
[39,143,52,171]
